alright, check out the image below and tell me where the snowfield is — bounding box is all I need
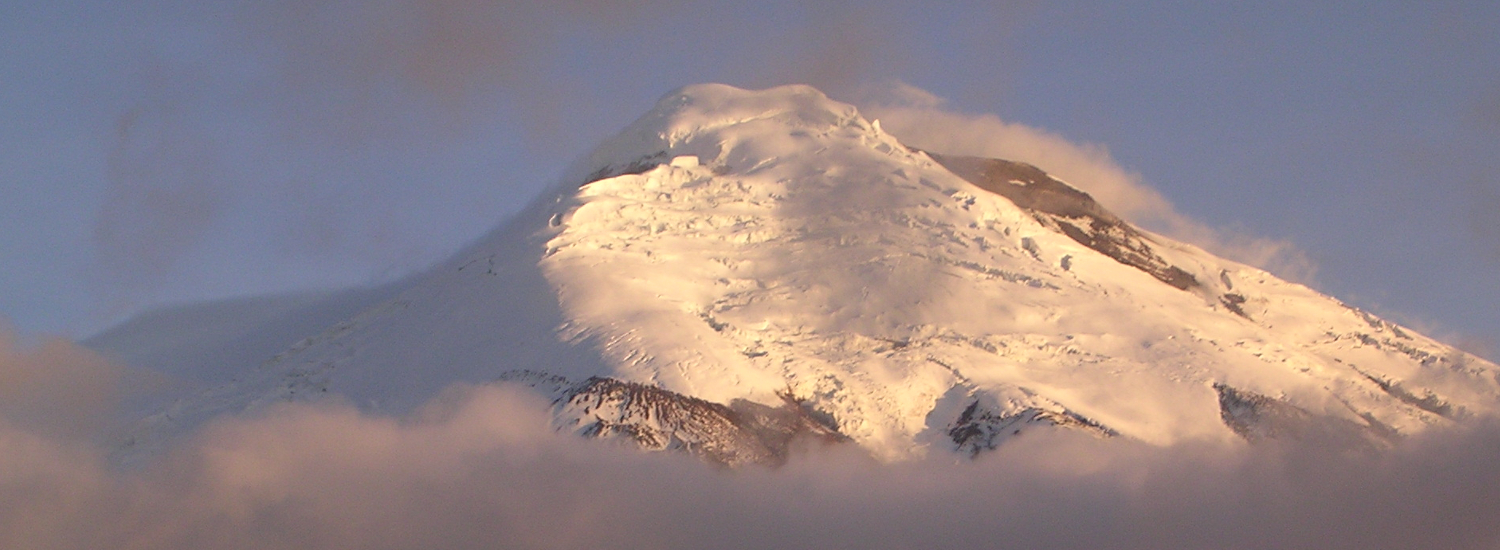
[97,83,1500,464]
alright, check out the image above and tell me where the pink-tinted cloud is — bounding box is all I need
[2,369,1500,549]
[0,328,135,439]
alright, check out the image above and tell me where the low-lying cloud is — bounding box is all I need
[32,6,1500,546]
[3,326,1500,549]
[857,82,1319,283]
[0,328,136,440]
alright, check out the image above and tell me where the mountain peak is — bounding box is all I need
[105,83,1500,465]
[572,83,884,184]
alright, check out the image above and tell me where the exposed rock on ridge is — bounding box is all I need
[925,152,1199,291]
[500,370,847,466]
[102,84,1500,466]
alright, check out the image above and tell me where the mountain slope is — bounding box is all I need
[112,84,1500,464]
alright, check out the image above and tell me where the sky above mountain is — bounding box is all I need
[5,4,1500,548]
[2,0,1498,361]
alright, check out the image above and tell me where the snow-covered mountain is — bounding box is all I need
[99,84,1500,465]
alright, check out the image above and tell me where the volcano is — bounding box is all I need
[96,84,1500,465]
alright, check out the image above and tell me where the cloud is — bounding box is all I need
[3,365,1500,550]
[0,326,137,440]
[86,0,667,314]
[77,1,1039,328]
[855,82,1318,283]
[93,61,226,302]
[745,2,907,100]
[246,0,675,149]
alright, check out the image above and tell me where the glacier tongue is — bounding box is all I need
[116,83,1500,464]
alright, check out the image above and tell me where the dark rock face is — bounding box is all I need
[926,152,1200,291]
[1220,293,1250,318]
[947,399,1116,458]
[582,152,668,185]
[1213,383,1396,448]
[1352,368,1457,420]
[499,371,846,467]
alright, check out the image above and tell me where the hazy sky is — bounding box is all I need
[4,4,1500,548]
[2,0,1498,359]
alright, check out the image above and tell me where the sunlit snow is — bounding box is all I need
[102,84,1500,463]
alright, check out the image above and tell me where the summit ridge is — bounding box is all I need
[100,84,1500,464]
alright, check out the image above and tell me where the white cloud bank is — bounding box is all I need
[3,323,1500,549]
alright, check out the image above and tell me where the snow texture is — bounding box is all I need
[105,84,1500,463]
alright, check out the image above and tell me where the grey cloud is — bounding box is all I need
[93,65,226,300]
[0,326,149,441]
[3,373,1500,549]
[83,0,1035,315]
[247,0,674,147]
[760,3,901,100]
[89,0,659,307]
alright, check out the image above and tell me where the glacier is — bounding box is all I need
[94,83,1500,465]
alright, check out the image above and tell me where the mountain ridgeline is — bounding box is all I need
[94,84,1500,466]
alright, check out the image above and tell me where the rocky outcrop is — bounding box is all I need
[499,371,847,466]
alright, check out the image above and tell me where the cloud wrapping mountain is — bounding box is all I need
[18,83,1498,548]
[2,377,1500,549]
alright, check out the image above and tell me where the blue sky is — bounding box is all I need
[3,0,1498,357]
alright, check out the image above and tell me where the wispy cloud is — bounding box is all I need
[86,0,671,313]
[92,60,226,310]
[855,82,1318,283]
